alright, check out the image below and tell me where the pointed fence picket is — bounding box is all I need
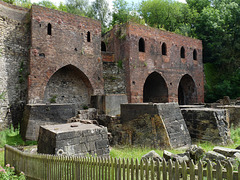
[4,144,240,180]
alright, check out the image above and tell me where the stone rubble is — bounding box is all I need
[142,145,240,169]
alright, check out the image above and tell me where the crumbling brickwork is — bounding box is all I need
[29,5,104,106]
[102,23,204,104]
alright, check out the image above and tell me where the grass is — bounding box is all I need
[0,151,4,167]
[110,127,240,160]
[0,126,37,148]
[0,126,240,164]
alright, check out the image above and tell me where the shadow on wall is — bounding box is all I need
[43,64,93,110]
[143,72,168,103]
[178,74,197,105]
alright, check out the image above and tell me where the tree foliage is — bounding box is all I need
[90,0,110,29]
[111,0,143,26]
[65,0,90,16]
[193,0,240,102]
[139,0,198,36]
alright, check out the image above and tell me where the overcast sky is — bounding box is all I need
[31,0,186,9]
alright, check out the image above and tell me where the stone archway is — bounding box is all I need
[143,72,168,103]
[178,74,197,105]
[44,64,93,109]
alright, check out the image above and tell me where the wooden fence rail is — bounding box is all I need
[4,145,240,180]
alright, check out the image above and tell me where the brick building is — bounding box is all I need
[102,23,204,105]
[0,1,204,139]
[29,5,104,110]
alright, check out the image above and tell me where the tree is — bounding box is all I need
[35,0,58,10]
[89,0,111,32]
[111,0,142,26]
[65,0,91,16]
[186,0,211,13]
[139,0,198,36]
[3,0,15,4]
[192,0,240,101]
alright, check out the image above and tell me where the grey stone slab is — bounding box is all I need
[213,147,240,157]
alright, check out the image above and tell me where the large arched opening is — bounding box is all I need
[44,65,93,109]
[178,74,197,105]
[143,72,168,103]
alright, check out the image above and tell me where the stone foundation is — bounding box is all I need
[217,106,240,128]
[181,108,231,145]
[21,104,76,141]
[120,103,191,149]
[37,122,109,157]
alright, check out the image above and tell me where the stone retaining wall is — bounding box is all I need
[120,103,191,149]
[21,104,76,141]
[181,108,231,145]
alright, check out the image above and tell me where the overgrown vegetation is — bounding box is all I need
[0,126,37,148]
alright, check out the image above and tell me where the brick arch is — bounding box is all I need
[43,64,93,109]
[143,71,169,103]
[178,74,197,105]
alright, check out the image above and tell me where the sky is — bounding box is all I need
[31,0,186,9]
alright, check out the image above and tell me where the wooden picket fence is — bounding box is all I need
[4,144,240,180]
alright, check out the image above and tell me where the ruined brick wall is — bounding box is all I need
[0,1,30,127]
[102,24,129,95]
[28,5,104,107]
[103,23,204,104]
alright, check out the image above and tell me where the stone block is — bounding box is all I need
[213,147,240,157]
[21,104,76,141]
[217,106,240,128]
[203,151,227,161]
[37,122,109,157]
[120,103,191,149]
[91,94,128,116]
[181,108,232,145]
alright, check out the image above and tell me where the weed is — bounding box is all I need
[117,60,123,69]
[82,105,88,110]
[49,95,57,103]
[0,91,6,100]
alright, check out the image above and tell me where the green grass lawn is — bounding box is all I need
[0,150,4,167]
[0,126,240,163]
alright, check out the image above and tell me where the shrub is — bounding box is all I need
[0,164,25,180]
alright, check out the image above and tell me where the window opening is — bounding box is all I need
[47,23,52,35]
[162,42,167,55]
[193,49,197,60]
[101,41,106,51]
[181,46,185,58]
[87,31,91,42]
[139,38,145,52]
